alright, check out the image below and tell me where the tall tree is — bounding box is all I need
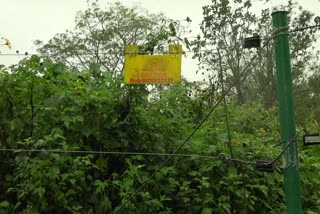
[193,0,320,108]
[192,0,256,104]
[35,1,187,75]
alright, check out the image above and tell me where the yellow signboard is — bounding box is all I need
[124,45,182,84]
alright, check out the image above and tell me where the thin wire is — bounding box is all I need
[267,128,308,166]
[0,128,306,180]
[0,49,219,57]
[0,148,218,159]
[290,24,320,33]
[0,147,256,169]
[0,44,243,58]
[0,53,31,56]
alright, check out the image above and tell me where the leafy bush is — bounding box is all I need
[0,56,319,213]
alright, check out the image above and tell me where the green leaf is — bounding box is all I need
[202,208,213,214]
[63,119,71,128]
[94,180,109,193]
[0,201,9,208]
[169,23,176,36]
[184,37,191,50]
[70,178,76,185]
[34,186,46,198]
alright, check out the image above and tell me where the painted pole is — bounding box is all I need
[272,10,303,213]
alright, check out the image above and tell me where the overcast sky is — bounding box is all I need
[0,0,319,80]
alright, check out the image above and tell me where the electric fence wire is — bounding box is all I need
[112,28,279,214]
[266,128,308,166]
[290,24,320,33]
[0,148,217,159]
[0,148,255,166]
[0,48,232,57]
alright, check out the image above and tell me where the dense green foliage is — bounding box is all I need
[0,56,319,213]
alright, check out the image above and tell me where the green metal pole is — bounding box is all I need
[272,11,302,214]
